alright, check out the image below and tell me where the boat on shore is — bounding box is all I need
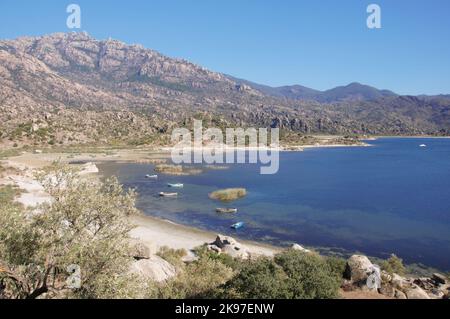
[159,192,178,197]
[216,208,238,214]
[231,222,244,229]
[145,174,158,179]
[168,183,184,188]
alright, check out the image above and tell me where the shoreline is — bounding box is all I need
[130,214,281,257]
[1,140,447,271]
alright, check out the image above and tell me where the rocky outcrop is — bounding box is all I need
[129,255,176,283]
[404,285,431,299]
[342,255,450,299]
[344,255,380,290]
[291,243,311,253]
[207,235,250,259]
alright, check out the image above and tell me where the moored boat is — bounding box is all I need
[231,222,244,229]
[159,192,178,197]
[146,174,158,179]
[216,208,238,214]
[168,183,184,188]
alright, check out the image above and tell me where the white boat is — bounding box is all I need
[146,174,158,179]
[159,192,178,197]
[168,183,184,188]
[419,144,427,148]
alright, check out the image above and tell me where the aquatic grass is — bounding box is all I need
[209,188,247,202]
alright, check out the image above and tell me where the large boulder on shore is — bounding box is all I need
[291,243,311,253]
[344,255,380,289]
[213,235,238,248]
[208,235,250,259]
[129,255,176,283]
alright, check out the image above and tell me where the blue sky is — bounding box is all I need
[0,0,449,95]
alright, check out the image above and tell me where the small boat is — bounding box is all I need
[216,208,238,214]
[231,222,244,230]
[419,144,427,148]
[168,183,184,188]
[159,192,178,197]
[145,174,158,179]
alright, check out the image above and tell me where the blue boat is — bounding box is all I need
[231,222,244,230]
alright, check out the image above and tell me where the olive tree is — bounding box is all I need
[0,163,148,299]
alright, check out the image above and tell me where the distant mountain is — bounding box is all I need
[229,79,398,103]
[317,82,398,102]
[0,32,448,147]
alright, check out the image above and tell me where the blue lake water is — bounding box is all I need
[99,138,450,270]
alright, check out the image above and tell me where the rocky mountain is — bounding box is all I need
[231,79,398,103]
[0,32,449,146]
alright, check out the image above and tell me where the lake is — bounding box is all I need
[98,138,450,270]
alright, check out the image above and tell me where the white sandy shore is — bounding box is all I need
[130,214,280,257]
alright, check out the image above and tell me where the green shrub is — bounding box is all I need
[325,256,347,279]
[157,246,187,269]
[220,257,290,299]
[222,250,341,299]
[274,250,341,299]
[193,245,241,270]
[158,255,234,299]
[381,254,406,275]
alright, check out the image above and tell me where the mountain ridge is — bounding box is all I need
[0,32,449,147]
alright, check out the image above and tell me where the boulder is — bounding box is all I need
[222,245,250,259]
[404,285,431,299]
[432,273,447,285]
[80,162,99,175]
[379,284,395,298]
[207,244,222,253]
[129,255,176,283]
[394,289,407,299]
[213,235,237,248]
[344,255,379,288]
[291,244,311,253]
[391,273,406,289]
[210,235,250,259]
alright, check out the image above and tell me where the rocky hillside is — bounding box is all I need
[0,32,449,147]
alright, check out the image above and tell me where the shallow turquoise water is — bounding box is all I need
[99,138,450,270]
